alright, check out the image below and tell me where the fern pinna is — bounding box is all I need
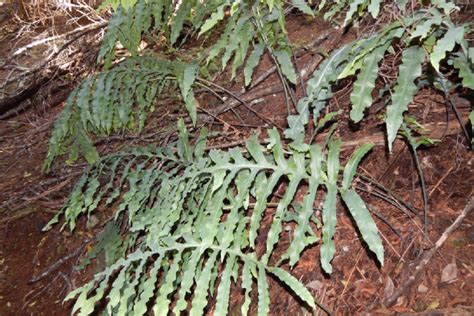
[45,122,381,315]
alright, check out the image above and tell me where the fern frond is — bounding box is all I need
[44,56,199,170]
[50,122,381,314]
[285,45,353,148]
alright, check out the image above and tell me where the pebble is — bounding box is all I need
[418,284,429,293]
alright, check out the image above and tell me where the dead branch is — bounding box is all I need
[12,21,107,57]
[29,240,90,283]
[383,196,474,307]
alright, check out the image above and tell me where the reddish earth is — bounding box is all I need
[0,3,473,316]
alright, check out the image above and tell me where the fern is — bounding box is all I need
[43,1,474,314]
[98,0,306,84]
[46,122,380,314]
[44,55,199,170]
[290,3,471,150]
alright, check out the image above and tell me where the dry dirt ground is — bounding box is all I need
[0,3,473,316]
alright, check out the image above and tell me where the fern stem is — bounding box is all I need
[402,124,430,234]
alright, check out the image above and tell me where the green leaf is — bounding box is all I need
[174,249,203,314]
[327,139,341,185]
[184,93,199,126]
[343,0,366,26]
[340,189,384,266]
[341,143,374,190]
[170,1,191,45]
[368,0,381,18]
[199,3,227,35]
[285,45,351,146]
[190,251,218,316]
[241,260,254,316]
[257,267,270,316]
[452,53,474,89]
[292,0,314,16]
[179,63,199,100]
[153,252,182,316]
[470,111,474,145]
[273,50,297,84]
[286,176,319,266]
[270,267,316,310]
[214,255,235,314]
[410,12,442,40]
[386,46,425,151]
[350,44,387,122]
[320,185,337,274]
[244,43,265,86]
[133,258,162,315]
[430,26,465,72]
[263,176,302,264]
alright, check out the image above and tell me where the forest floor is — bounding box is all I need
[0,2,473,315]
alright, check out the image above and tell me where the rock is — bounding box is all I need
[441,262,458,283]
[417,284,429,293]
[306,280,324,292]
[384,277,395,299]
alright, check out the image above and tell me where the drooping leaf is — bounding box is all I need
[244,43,265,86]
[340,189,384,265]
[273,50,297,84]
[430,26,465,72]
[292,0,314,16]
[269,266,316,309]
[386,46,425,151]
[341,143,374,190]
[350,44,387,122]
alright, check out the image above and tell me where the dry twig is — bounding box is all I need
[384,196,474,307]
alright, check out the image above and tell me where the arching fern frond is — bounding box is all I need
[44,55,199,171]
[46,122,381,314]
[286,3,472,151]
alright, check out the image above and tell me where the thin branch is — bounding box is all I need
[12,21,107,57]
[384,196,474,307]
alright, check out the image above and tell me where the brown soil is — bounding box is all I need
[0,3,473,316]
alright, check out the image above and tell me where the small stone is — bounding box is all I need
[306,280,324,292]
[384,277,395,298]
[417,284,428,293]
[441,262,458,283]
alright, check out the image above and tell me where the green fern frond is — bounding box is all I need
[44,55,199,170]
[49,122,380,314]
[285,45,353,148]
[98,0,221,66]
